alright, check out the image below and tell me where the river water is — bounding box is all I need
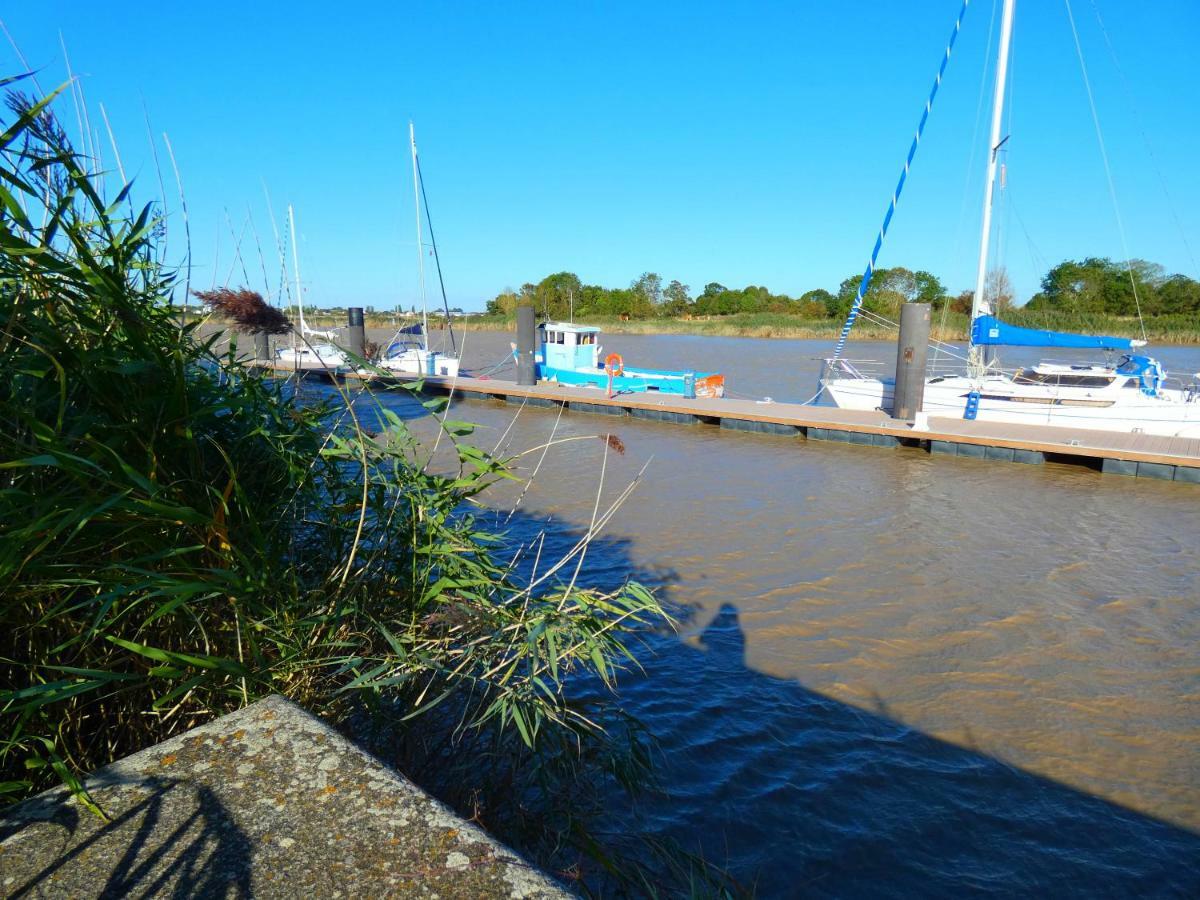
[372,328,1200,895]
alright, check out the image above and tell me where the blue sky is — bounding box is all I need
[4,1,1199,310]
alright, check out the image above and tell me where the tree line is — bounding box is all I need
[486,257,1200,320]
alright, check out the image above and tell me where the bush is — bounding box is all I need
[0,80,680,890]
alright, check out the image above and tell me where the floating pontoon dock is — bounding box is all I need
[251,362,1200,483]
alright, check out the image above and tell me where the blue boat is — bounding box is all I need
[534,322,725,398]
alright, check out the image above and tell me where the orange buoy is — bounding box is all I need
[604,353,624,377]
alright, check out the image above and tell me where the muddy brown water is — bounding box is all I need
[221,325,1200,894]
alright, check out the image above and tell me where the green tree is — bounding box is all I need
[534,271,582,320]
[800,288,835,318]
[631,272,663,309]
[1157,274,1200,313]
[661,279,691,316]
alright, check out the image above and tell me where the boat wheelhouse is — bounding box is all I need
[536,322,725,398]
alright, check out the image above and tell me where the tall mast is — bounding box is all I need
[288,204,306,346]
[410,122,429,351]
[968,0,1016,375]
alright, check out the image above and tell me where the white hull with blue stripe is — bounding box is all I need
[824,359,1200,437]
[819,0,1200,438]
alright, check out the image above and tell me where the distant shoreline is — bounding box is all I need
[207,312,1199,346]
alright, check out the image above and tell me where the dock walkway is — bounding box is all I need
[251,362,1200,483]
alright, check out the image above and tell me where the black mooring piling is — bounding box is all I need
[516,306,537,386]
[347,307,365,360]
[893,302,931,421]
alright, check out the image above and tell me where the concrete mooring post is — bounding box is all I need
[516,305,537,386]
[892,302,931,422]
[254,332,270,363]
[347,307,365,360]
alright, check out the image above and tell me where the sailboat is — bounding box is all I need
[375,123,462,378]
[275,205,350,370]
[820,0,1200,438]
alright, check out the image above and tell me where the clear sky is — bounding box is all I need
[4,1,1199,310]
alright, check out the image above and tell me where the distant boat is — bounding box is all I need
[375,123,461,379]
[276,205,350,370]
[820,0,1200,437]
[535,322,725,398]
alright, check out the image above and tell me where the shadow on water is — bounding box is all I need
[2,776,252,899]
[613,602,1200,898]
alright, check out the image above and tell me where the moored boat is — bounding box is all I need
[819,0,1200,438]
[535,322,725,398]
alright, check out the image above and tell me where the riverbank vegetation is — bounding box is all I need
[0,82,733,894]
[476,261,1200,343]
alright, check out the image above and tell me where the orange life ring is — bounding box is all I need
[605,353,624,377]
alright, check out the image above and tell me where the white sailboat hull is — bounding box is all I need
[376,348,460,378]
[276,344,349,370]
[824,374,1200,438]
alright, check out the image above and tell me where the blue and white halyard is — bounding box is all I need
[830,0,972,363]
[821,0,1200,438]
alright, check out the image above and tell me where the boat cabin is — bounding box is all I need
[1013,357,1166,397]
[540,322,601,372]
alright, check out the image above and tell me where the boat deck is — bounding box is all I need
[249,362,1200,483]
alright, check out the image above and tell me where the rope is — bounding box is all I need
[831,0,972,362]
[1063,0,1147,343]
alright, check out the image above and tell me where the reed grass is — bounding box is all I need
[0,80,744,894]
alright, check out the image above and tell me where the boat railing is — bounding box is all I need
[821,357,976,381]
[819,358,884,381]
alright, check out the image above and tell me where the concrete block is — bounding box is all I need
[1136,461,1175,481]
[0,696,569,898]
[870,433,900,448]
[955,442,986,459]
[720,417,752,432]
[1013,449,1045,465]
[929,440,958,456]
[985,445,1015,462]
[806,427,827,441]
[1174,466,1200,483]
[1102,458,1138,477]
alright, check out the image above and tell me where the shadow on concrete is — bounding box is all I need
[3,776,252,899]
[611,602,1200,897]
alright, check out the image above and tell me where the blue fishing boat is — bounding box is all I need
[534,322,725,398]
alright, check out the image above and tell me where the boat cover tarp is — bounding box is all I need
[970,315,1136,350]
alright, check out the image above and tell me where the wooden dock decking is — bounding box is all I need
[250,362,1200,483]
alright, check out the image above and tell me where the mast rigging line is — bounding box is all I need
[830,0,973,363]
[1062,0,1147,343]
[1087,0,1198,279]
[415,153,458,355]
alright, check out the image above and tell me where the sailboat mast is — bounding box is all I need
[288,204,306,345]
[968,0,1016,375]
[410,122,429,351]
